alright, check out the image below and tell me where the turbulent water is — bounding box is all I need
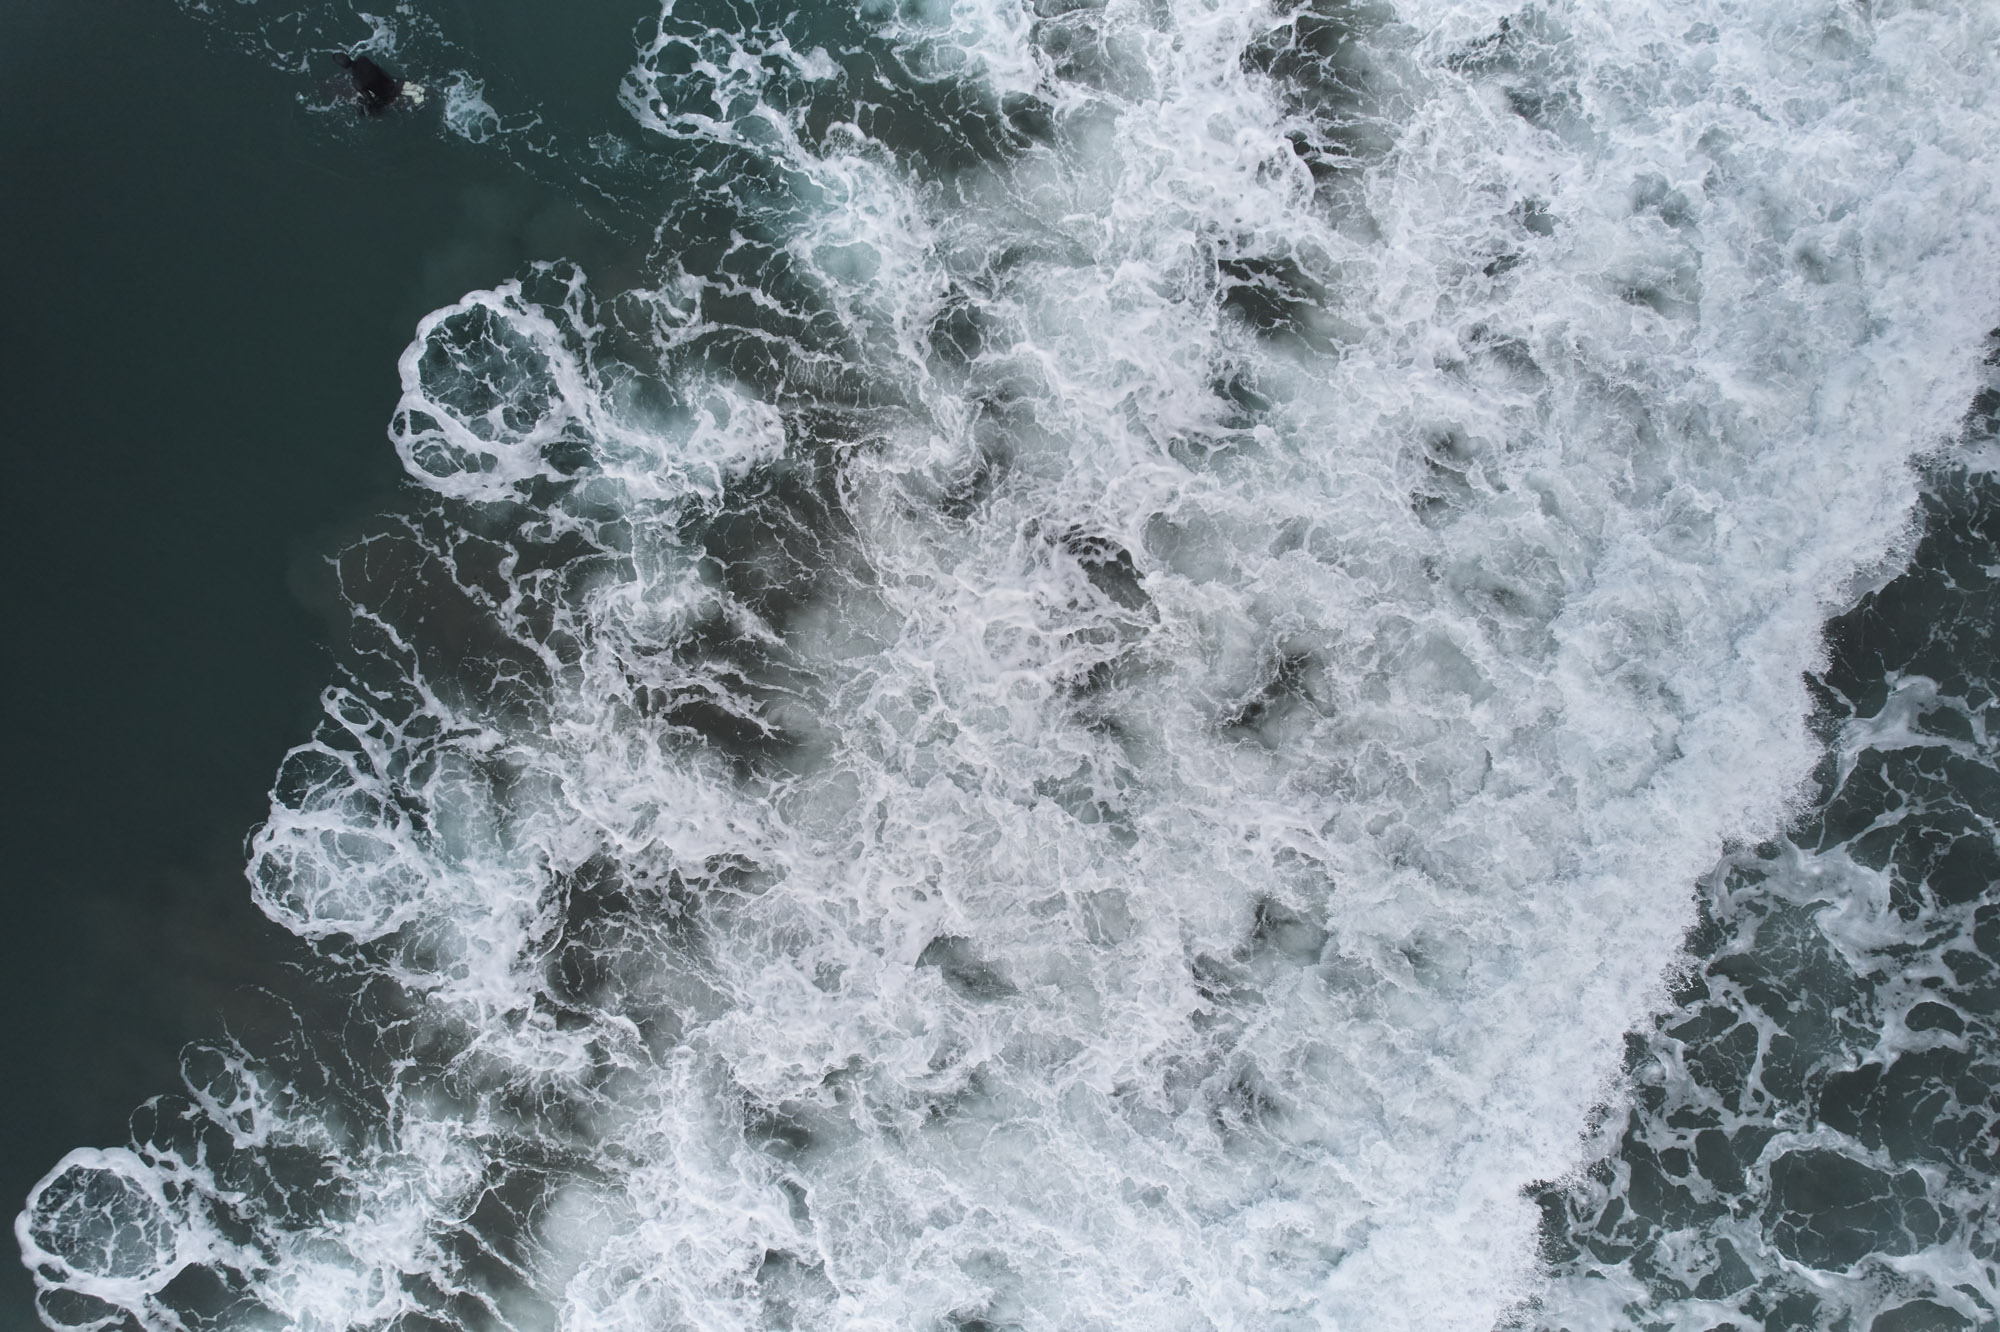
[17,0,2000,1329]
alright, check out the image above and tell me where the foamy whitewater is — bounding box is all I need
[19,0,2000,1328]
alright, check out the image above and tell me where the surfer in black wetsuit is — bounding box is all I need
[337,53,403,114]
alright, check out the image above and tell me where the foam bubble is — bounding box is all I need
[440,73,503,144]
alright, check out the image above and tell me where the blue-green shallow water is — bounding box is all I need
[0,5,630,1325]
[8,1,2000,1329]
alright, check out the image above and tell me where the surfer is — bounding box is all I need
[337,52,403,114]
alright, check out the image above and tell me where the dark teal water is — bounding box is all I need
[0,6,622,1324]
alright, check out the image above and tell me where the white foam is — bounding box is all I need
[440,72,504,144]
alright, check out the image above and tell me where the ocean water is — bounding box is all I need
[14,1,2000,1330]
[0,4,619,1326]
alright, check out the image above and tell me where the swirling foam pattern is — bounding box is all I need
[21,0,2000,1329]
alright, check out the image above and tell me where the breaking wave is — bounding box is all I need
[20,0,2000,1328]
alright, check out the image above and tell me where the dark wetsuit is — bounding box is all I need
[337,54,402,114]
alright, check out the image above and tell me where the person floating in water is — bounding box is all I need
[337,52,404,114]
